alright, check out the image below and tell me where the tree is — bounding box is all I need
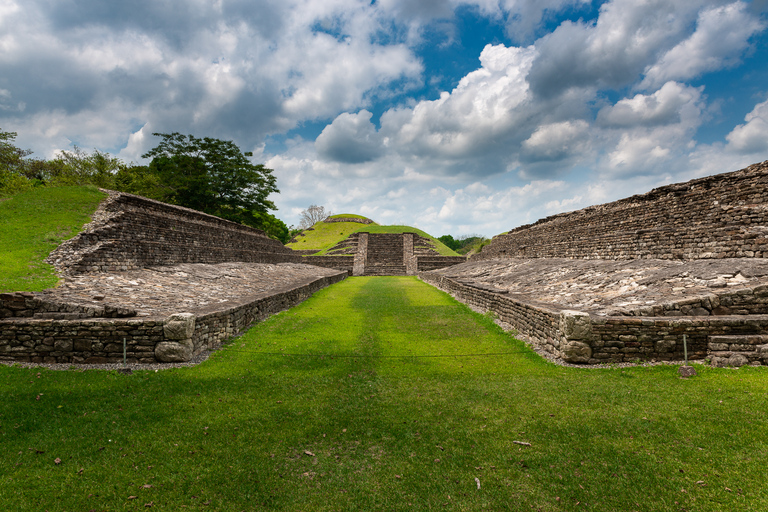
[438,234,461,251]
[0,129,35,195]
[251,211,290,243]
[141,132,279,227]
[299,204,332,229]
[50,147,125,188]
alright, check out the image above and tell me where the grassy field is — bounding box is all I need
[0,186,106,293]
[287,215,459,256]
[1,277,766,511]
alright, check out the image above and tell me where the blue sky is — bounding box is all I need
[1,0,767,237]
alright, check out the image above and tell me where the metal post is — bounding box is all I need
[123,337,127,367]
[683,334,688,366]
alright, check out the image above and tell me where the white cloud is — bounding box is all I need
[521,120,590,163]
[725,98,768,154]
[315,110,384,163]
[641,2,765,89]
[527,0,717,97]
[597,82,704,127]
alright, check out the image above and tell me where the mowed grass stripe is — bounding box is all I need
[1,277,767,511]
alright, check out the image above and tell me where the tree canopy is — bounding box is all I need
[141,133,278,222]
[1,130,293,243]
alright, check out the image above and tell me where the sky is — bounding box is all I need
[2,0,768,237]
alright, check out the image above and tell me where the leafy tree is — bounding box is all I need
[299,204,332,229]
[438,234,461,251]
[0,129,34,195]
[251,211,290,243]
[142,133,279,225]
[50,147,125,188]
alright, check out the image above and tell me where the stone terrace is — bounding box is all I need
[422,161,768,368]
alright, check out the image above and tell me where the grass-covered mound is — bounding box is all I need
[2,277,766,511]
[287,215,459,256]
[0,186,106,292]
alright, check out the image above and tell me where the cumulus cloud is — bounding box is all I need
[315,110,384,163]
[597,82,704,128]
[640,2,765,89]
[725,99,768,154]
[526,0,721,98]
[521,120,590,163]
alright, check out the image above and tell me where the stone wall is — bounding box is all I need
[420,272,768,365]
[474,160,768,262]
[47,190,302,274]
[302,256,355,276]
[323,217,373,224]
[0,272,346,364]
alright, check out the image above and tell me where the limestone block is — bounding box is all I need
[727,354,749,367]
[656,339,676,352]
[164,313,196,340]
[73,339,92,352]
[54,339,73,352]
[559,310,592,340]
[155,339,194,362]
[561,341,592,363]
[756,344,768,361]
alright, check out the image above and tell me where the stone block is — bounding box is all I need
[559,310,592,341]
[74,339,93,352]
[656,339,676,352]
[155,338,194,362]
[164,313,196,340]
[54,339,73,352]
[561,341,592,363]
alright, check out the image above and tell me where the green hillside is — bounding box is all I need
[0,186,106,292]
[287,214,459,256]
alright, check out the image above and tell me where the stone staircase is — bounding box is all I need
[364,234,406,276]
[325,232,361,255]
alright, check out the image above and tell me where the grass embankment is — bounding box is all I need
[0,186,106,293]
[1,277,767,511]
[288,214,459,256]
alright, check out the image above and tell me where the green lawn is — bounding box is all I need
[287,216,459,256]
[0,186,106,292]
[1,277,767,511]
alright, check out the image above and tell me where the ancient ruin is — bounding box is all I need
[5,160,768,368]
[304,231,464,276]
[0,191,346,365]
[422,160,768,367]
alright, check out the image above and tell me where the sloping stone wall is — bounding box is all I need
[420,272,768,365]
[474,160,768,262]
[47,190,301,274]
[0,272,346,364]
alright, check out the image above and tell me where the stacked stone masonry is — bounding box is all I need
[47,190,302,274]
[1,273,346,364]
[474,160,768,262]
[420,272,768,366]
[424,161,768,367]
[2,190,347,365]
[303,232,465,276]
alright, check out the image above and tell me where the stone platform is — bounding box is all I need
[421,258,768,366]
[1,263,346,365]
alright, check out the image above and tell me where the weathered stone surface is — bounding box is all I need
[155,339,194,362]
[54,339,73,352]
[559,310,592,340]
[164,313,196,340]
[727,353,749,367]
[561,341,592,363]
[656,339,676,352]
[678,365,697,377]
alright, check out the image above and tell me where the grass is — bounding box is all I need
[288,217,459,256]
[0,186,106,293]
[1,277,767,511]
